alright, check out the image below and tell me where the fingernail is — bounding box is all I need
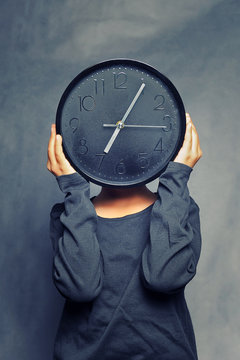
[56,134,60,141]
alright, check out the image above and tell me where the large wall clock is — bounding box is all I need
[56,58,186,187]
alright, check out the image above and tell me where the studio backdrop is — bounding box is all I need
[0,1,239,359]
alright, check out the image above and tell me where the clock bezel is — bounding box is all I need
[56,58,186,188]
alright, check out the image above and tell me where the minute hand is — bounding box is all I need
[103,83,145,154]
[103,124,167,128]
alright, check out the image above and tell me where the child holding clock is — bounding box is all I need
[47,113,202,360]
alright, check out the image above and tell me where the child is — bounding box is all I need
[47,113,202,360]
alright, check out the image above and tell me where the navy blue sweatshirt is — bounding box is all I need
[49,161,202,360]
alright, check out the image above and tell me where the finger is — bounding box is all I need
[47,159,53,172]
[187,113,197,135]
[184,121,192,149]
[189,116,197,134]
[48,124,57,166]
[191,125,198,152]
[186,112,191,124]
[186,113,195,149]
[55,133,66,163]
[191,121,202,161]
[191,121,200,152]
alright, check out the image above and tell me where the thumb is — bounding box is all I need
[55,134,66,161]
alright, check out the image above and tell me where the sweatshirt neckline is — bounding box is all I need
[94,201,156,222]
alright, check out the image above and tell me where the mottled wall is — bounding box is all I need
[0,0,239,359]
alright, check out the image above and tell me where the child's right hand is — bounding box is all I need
[47,124,77,177]
[173,113,202,168]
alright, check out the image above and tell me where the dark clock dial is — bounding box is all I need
[56,59,186,187]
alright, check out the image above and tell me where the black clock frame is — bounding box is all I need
[56,58,186,188]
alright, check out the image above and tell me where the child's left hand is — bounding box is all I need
[173,113,202,168]
[47,124,77,177]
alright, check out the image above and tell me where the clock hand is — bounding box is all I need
[103,124,167,128]
[103,126,121,154]
[103,83,145,154]
[118,83,145,125]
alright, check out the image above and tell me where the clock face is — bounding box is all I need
[56,59,186,187]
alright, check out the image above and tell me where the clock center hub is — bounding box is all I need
[116,120,124,129]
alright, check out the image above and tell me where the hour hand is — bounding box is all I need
[103,126,121,154]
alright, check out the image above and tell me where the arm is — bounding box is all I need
[140,113,202,294]
[49,173,104,302]
[140,161,201,294]
[47,124,103,302]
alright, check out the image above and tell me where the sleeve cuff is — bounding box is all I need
[166,161,193,175]
[158,161,193,191]
[56,172,89,193]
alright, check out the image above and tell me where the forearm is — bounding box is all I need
[49,172,103,302]
[140,161,202,294]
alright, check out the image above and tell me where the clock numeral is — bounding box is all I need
[95,153,106,169]
[162,115,172,132]
[154,137,163,152]
[153,95,165,110]
[94,79,105,95]
[137,153,149,169]
[113,72,127,89]
[79,138,88,155]
[115,159,126,175]
[69,118,79,133]
[79,95,96,111]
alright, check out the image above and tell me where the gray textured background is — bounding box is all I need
[1,0,240,359]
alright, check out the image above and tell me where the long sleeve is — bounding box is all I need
[140,161,202,295]
[49,172,104,302]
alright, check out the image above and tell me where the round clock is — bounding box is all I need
[56,58,186,188]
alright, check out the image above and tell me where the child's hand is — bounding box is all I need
[173,113,202,168]
[47,124,77,177]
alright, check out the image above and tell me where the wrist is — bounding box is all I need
[56,171,89,193]
[55,170,77,177]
